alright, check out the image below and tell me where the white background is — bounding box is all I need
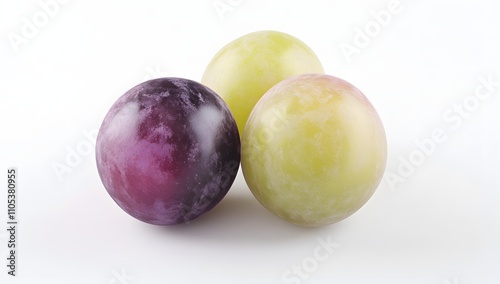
[1,0,499,283]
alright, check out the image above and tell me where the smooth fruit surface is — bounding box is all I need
[241,74,387,226]
[201,30,324,136]
[96,78,240,225]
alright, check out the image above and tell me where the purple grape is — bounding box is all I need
[96,78,240,225]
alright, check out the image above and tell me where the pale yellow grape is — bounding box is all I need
[202,30,324,136]
[241,74,387,226]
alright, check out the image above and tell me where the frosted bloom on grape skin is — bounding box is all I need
[96,78,240,225]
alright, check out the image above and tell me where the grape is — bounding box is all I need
[241,74,387,226]
[202,30,324,136]
[96,78,240,225]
